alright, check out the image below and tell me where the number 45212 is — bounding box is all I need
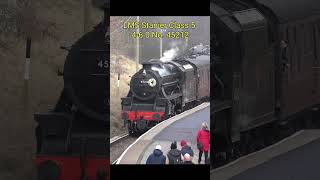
[166,32,189,39]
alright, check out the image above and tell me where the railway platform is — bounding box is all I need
[211,129,320,180]
[116,102,210,164]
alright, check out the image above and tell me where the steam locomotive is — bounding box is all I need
[212,0,320,167]
[121,45,210,135]
[34,1,109,180]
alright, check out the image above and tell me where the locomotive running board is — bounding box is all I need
[213,100,232,113]
[80,49,109,54]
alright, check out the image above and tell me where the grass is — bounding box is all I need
[110,53,141,137]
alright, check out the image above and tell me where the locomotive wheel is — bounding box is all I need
[240,131,256,155]
[128,122,142,137]
[312,107,320,128]
[289,120,298,136]
[231,142,241,160]
[264,123,279,146]
[164,101,175,118]
[128,122,134,135]
[303,112,315,129]
[128,128,139,137]
[129,131,140,137]
[247,134,256,154]
[175,99,183,114]
[170,104,176,117]
[255,129,266,151]
[37,161,60,180]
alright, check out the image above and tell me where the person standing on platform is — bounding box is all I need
[197,122,210,164]
[146,145,166,164]
[167,141,182,164]
[180,140,194,161]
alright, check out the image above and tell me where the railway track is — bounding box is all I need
[110,133,137,164]
[110,133,129,144]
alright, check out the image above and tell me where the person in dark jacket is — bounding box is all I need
[146,145,166,164]
[167,141,182,164]
[197,122,210,164]
[182,153,194,165]
[180,140,194,161]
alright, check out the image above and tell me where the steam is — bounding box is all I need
[160,47,179,62]
[160,40,184,62]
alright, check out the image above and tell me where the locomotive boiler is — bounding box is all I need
[122,45,210,135]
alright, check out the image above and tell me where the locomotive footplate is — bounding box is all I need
[213,100,232,113]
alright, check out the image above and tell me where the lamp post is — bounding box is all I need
[159,29,166,58]
[136,16,139,72]
[185,36,188,50]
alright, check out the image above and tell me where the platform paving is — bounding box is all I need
[211,130,320,180]
[117,103,210,164]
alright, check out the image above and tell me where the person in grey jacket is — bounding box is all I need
[167,141,182,164]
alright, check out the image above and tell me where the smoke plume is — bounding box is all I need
[160,47,179,62]
[160,40,185,62]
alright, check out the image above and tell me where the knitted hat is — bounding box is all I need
[170,141,177,149]
[180,140,187,147]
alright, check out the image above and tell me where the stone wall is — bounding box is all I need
[0,2,17,34]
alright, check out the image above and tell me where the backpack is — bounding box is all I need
[172,156,181,164]
[168,151,182,164]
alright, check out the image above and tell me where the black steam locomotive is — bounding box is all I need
[211,0,320,167]
[34,1,109,180]
[122,45,210,135]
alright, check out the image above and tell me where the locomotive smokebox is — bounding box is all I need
[130,59,181,101]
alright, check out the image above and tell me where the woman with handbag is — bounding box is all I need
[197,122,210,164]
